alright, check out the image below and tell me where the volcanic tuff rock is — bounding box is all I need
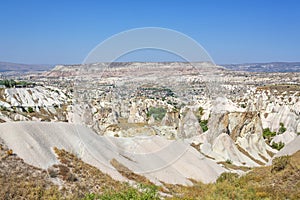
[0,122,225,185]
[178,109,203,139]
[127,102,147,123]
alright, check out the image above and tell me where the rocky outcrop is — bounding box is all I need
[178,110,203,139]
[127,102,147,123]
[193,103,272,166]
[161,111,180,127]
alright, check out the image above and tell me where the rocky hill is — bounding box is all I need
[222,62,300,72]
[0,61,52,75]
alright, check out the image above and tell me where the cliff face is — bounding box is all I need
[186,97,274,167]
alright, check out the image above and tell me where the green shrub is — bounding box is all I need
[216,172,239,183]
[271,141,285,151]
[278,122,286,134]
[263,128,276,144]
[27,107,34,113]
[0,79,16,88]
[147,107,166,121]
[198,106,204,116]
[83,184,159,200]
[225,159,233,164]
[200,120,208,132]
[271,155,290,172]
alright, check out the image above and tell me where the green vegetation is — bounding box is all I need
[271,141,285,151]
[262,128,276,144]
[139,86,175,99]
[271,155,290,172]
[263,124,286,150]
[0,79,16,88]
[0,79,35,88]
[225,159,233,165]
[83,184,159,200]
[278,122,287,134]
[165,152,300,200]
[27,106,34,113]
[0,105,8,111]
[297,132,300,136]
[3,144,300,200]
[216,172,239,183]
[147,107,166,121]
[198,106,204,116]
[197,107,209,132]
[200,120,208,132]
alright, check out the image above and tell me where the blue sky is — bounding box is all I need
[0,0,299,64]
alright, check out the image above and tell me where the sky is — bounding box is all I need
[0,0,299,64]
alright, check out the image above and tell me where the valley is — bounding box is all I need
[0,62,300,199]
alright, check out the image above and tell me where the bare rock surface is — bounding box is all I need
[0,121,225,185]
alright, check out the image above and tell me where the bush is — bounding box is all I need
[147,107,166,121]
[200,120,208,132]
[0,79,16,88]
[271,141,285,151]
[278,122,286,134]
[271,155,290,172]
[27,107,34,113]
[83,184,159,200]
[225,159,233,164]
[216,172,239,183]
[198,106,204,116]
[263,128,276,144]
[47,168,58,178]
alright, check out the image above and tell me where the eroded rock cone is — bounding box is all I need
[161,111,180,127]
[178,110,203,139]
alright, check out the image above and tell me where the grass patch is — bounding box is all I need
[165,151,300,200]
[147,107,166,121]
[83,184,159,200]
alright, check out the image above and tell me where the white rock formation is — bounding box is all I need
[0,121,225,185]
[178,110,202,139]
[127,102,147,123]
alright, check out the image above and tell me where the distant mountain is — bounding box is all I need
[1,61,300,74]
[0,61,53,73]
[222,62,300,72]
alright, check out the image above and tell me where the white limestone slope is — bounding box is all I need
[273,135,300,158]
[0,122,225,185]
[4,86,67,107]
[267,135,300,165]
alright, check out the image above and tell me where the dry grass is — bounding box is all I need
[0,141,64,199]
[1,140,300,199]
[217,161,251,172]
[53,147,126,195]
[110,158,152,185]
[164,150,300,200]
